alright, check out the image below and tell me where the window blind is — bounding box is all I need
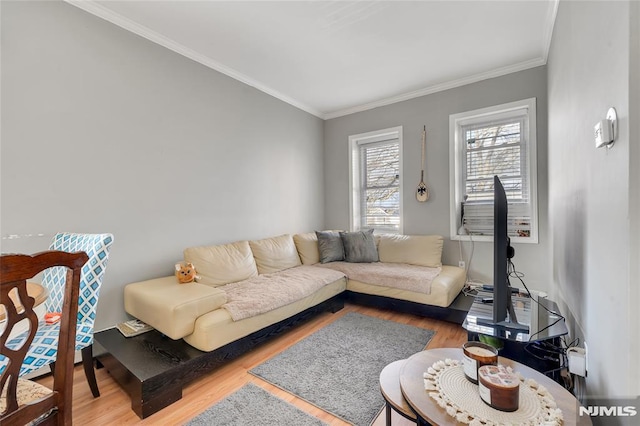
[461,118,532,238]
[360,139,400,231]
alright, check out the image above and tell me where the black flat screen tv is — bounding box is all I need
[477,175,529,333]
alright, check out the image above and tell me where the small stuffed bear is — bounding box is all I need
[175,261,198,284]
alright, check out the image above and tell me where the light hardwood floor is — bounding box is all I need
[36,303,467,425]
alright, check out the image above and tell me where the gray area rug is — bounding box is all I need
[185,382,327,426]
[250,312,435,425]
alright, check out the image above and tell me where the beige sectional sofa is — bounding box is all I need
[124,232,466,352]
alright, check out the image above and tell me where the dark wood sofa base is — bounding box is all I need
[94,291,472,419]
[94,295,344,419]
[345,291,473,324]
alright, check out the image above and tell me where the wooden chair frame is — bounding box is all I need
[1,251,88,426]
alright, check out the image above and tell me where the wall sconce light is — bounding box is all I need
[594,107,617,149]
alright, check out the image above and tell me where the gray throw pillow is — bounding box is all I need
[315,230,345,263]
[340,229,379,263]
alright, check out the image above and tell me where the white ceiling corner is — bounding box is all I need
[65,0,559,120]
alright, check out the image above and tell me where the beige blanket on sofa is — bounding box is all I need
[319,261,441,294]
[221,265,345,321]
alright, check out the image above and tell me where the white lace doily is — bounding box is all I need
[423,359,563,426]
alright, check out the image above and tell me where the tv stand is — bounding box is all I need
[475,287,530,333]
[463,291,568,383]
[485,319,530,333]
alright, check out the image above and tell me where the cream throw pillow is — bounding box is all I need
[377,234,443,268]
[293,232,320,265]
[249,234,302,274]
[184,241,258,286]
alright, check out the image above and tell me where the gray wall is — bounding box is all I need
[547,0,639,400]
[0,1,325,330]
[324,67,550,292]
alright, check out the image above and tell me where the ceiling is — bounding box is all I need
[67,1,558,119]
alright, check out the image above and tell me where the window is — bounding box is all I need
[449,98,538,243]
[349,126,403,233]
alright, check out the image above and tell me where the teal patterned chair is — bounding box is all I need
[1,233,114,397]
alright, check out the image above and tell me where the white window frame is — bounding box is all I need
[349,126,403,234]
[449,98,538,243]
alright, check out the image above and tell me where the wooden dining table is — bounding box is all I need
[1,282,48,321]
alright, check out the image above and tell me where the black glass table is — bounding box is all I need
[463,292,569,383]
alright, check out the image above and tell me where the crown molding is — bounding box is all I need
[64,0,558,122]
[325,0,558,119]
[64,0,324,119]
[324,57,547,120]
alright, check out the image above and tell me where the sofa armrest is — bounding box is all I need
[124,276,227,339]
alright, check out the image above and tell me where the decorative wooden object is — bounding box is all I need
[416,125,429,202]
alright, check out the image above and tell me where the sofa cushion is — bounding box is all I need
[319,261,440,294]
[377,234,443,268]
[221,265,346,321]
[249,234,302,274]
[184,241,258,286]
[293,232,320,265]
[345,265,464,308]
[316,230,345,263]
[340,229,379,263]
